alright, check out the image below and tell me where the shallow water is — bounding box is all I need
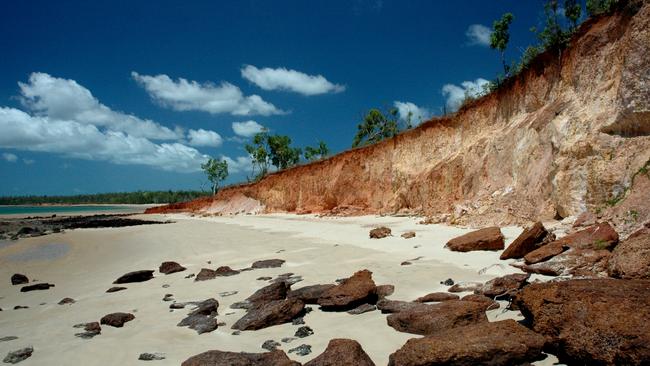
[0,205,129,215]
[4,242,70,262]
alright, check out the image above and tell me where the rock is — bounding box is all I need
[288,344,312,356]
[219,291,238,297]
[139,353,165,361]
[181,350,299,366]
[20,283,54,292]
[0,337,18,343]
[608,226,650,279]
[388,319,545,366]
[177,298,220,334]
[106,286,127,293]
[262,340,281,351]
[386,300,488,335]
[272,273,303,285]
[195,268,217,281]
[317,269,377,310]
[13,306,28,310]
[447,281,482,293]
[573,211,597,228]
[3,347,34,364]
[288,284,336,304]
[294,326,314,338]
[184,273,195,279]
[292,317,305,325]
[414,292,459,303]
[247,281,290,307]
[476,273,530,299]
[347,303,376,315]
[500,222,553,260]
[376,300,430,314]
[513,279,650,365]
[401,231,416,239]
[440,278,454,286]
[216,266,240,276]
[100,312,135,328]
[113,270,154,284]
[375,284,395,298]
[257,276,272,281]
[282,337,297,343]
[460,294,499,310]
[159,261,186,275]
[10,274,28,286]
[251,259,285,269]
[523,241,566,264]
[231,298,305,331]
[400,261,412,266]
[369,227,391,239]
[445,227,504,252]
[514,248,611,277]
[304,338,375,366]
[162,294,174,301]
[170,302,186,309]
[58,297,75,305]
[74,322,101,339]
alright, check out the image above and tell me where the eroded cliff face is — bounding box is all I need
[149,2,650,232]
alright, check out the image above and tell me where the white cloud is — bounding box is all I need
[441,78,490,112]
[23,158,35,165]
[132,72,283,116]
[2,152,18,162]
[232,120,265,137]
[221,155,252,174]
[465,24,492,47]
[393,101,432,126]
[241,65,345,96]
[187,129,223,147]
[19,72,180,140]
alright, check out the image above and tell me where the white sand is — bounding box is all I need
[0,213,556,365]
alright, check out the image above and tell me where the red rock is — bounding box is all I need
[195,268,217,281]
[376,300,430,314]
[369,227,391,239]
[445,227,504,252]
[288,284,336,304]
[251,259,285,269]
[515,248,611,277]
[318,270,377,310]
[500,222,552,260]
[447,282,482,293]
[181,350,299,366]
[414,292,459,303]
[113,270,154,284]
[215,266,240,276]
[304,339,375,366]
[247,281,290,307]
[573,211,597,228]
[375,284,395,298]
[100,312,135,327]
[386,300,487,335]
[608,226,650,279]
[525,223,618,264]
[159,261,186,275]
[460,294,499,310]
[231,298,305,331]
[401,231,416,239]
[476,273,529,298]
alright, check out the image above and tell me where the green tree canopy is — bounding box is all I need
[201,157,228,194]
[245,129,270,181]
[586,0,620,15]
[490,13,515,75]
[304,141,330,162]
[564,0,582,30]
[267,134,302,170]
[352,108,400,148]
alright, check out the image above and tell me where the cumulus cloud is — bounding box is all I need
[19,72,180,140]
[393,101,432,126]
[2,152,18,162]
[187,129,223,147]
[232,120,265,137]
[441,78,490,112]
[465,24,492,47]
[221,155,252,174]
[241,65,345,96]
[132,72,283,116]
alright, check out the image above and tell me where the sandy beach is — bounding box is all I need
[0,213,556,365]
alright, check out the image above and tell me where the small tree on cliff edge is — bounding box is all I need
[352,108,400,148]
[304,141,330,162]
[490,13,515,76]
[201,158,228,195]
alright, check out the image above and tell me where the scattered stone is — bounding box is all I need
[10,274,28,286]
[515,248,611,277]
[162,284,170,288]
[414,292,459,303]
[513,279,650,365]
[20,283,54,292]
[13,306,28,310]
[0,337,18,342]
[3,346,34,364]
[177,298,220,334]
[195,268,217,281]
[184,273,195,279]
[401,231,416,239]
[288,284,336,304]
[369,227,391,239]
[304,338,375,366]
[281,337,296,343]
[74,322,101,339]
[181,350,299,366]
[376,300,430,314]
[387,300,488,335]
[400,261,412,266]
[106,286,127,293]
[232,330,241,335]
[294,326,314,338]
[262,340,281,351]
[159,261,186,275]
[500,222,554,260]
[440,278,454,286]
[139,353,165,361]
[288,344,312,356]
[445,227,505,252]
[447,281,482,293]
[388,320,545,366]
[162,294,174,302]
[58,297,75,305]
[272,273,303,285]
[113,270,154,284]
[375,284,395,299]
[608,226,650,279]
[476,273,530,299]
[347,303,376,315]
[251,259,285,269]
[257,276,272,281]
[318,269,377,310]
[215,266,240,276]
[100,312,135,328]
[292,317,305,325]
[218,291,238,297]
[231,298,305,331]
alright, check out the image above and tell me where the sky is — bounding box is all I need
[0,1,583,196]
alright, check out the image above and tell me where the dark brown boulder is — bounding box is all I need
[215,266,240,276]
[251,259,285,269]
[106,286,127,293]
[3,346,34,364]
[231,298,305,331]
[608,226,650,279]
[20,283,54,292]
[304,339,375,366]
[523,241,566,264]
[514,248,610,277]
[460,294,499,310]
[376,300,430,314]
[500,222,552,260]
[177,298,220,334]
[512,279,650,365]
[195,268,217,281]
[318,269,376,310]
[401,231,416,239]
[181,350,299,366]
[100,312,135,327]
[476,273,529,299]
[113,270,154,284]
[445,227,504,252]
[11,274,28,285]
[74,322,101,339]
[447,282,482,293]
[388,319,545,366]
[288,284,336,304]
[369,227,391,239]
[58,297,75,305]
[386,300,487,335]
[375,284,395,298]
[246,281,290,307]
[414,292,459,303]
[159,261,186,275]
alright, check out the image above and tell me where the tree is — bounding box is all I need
[564,0,582,30]
[537,0,566,49]
[586,0,619,15]
[201,158,228,195]
[245,129,270,181]
[352,108,400,148]
[267,134,301,170]
[490,13,515,75]
[304,141,330,162]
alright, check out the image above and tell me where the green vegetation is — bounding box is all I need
[304,141,330,162]
[201,157,228,194]
[352,108,401,148]
[244,128,305,181]
[593,239,609,250]
[587,0,621,15]
[0,191,211,205]
[490,13,515,75]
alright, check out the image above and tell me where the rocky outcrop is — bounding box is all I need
[500,222,553,259]
[388,320,545,366]
[317,270,377,310]
[476,273,529,299]
[515,248,611,277]
[608,225,650,278]
[445,227,504,252]
[100,312,135,328]
[304,339,375,366]
[513,279,650,365]
[414,292,459,303]
[181,350,299,366]
[386,300,487,335]
[231,298,305,331]
[113,270,154,284]
[177,298,220,334]
[159,261,186,275]
[288,284,336,304]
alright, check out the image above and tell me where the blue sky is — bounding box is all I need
[0,1,581,195]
